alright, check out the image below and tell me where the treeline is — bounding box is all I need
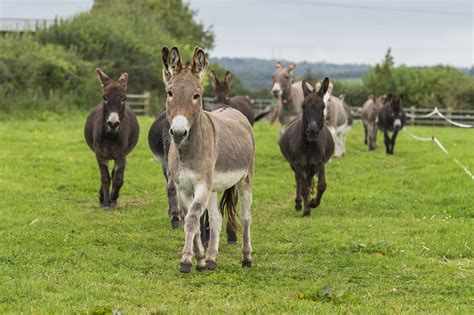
[0,0,214,114]
[252,49,474,109]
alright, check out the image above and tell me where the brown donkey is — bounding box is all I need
[162,46,255,273]
[208,70,255,126]
[84,69,140,208]
[279,78,334,216]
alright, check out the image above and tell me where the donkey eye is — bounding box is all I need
[121,97,126,103]
[193,93,200,101]
[284,75,289,79]
[167,91,173,97]
[102,96,108,103]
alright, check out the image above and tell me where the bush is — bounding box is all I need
[0,34,98,113]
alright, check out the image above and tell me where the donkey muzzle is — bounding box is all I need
[393,118,402,129]
[106,112,120,132]
[170,115,189,143]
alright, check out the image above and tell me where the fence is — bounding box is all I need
[349,106,474,126]
[202,97,474,126]
[128,92,151,115]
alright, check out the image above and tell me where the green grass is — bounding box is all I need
[0,115,472,314]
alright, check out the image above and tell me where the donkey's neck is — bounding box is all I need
[176,112,206,160]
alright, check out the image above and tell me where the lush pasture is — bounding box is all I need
[0,115,472,314]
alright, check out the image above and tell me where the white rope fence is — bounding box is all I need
[405,107,474,128]
[403,127,474,181]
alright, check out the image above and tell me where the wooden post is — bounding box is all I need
[143,91,151,116]
[410,106,415,126]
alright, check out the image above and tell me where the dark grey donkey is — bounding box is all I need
[279,78,335,217]
[84,68,140,208]
[377,93,406,155]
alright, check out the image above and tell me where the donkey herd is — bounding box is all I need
[84,46,406,273]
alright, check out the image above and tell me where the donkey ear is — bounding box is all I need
[302,80,313,98]
[224,71,232,85]
[317,77,330,97]
[386,93,393,102]
[168,46,183,76]
[191,47,208,80]
[117,73,128,90]
[96,68,110,87]
[275,61,282,70]
[315,81,321,91]
[287,64,296,74]
[162,46,172,83]
[209,70,219,87]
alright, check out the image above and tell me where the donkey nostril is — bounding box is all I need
[107,121,119,129]
[183,130,188,137]
[169,128,174,136]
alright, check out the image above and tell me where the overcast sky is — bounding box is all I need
[1,0,472,67]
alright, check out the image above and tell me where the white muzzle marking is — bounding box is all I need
[394,119,401,128]
[272,82,282,97]
[170,115,189,141]
[107,112,119,124]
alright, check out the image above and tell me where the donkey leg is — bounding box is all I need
[294,171,302,211]
[110,157,126,208]
[390,129,400,154]
[237,178,253,267]
[363,123,368,145]
[384,131,391,154]
[301,176,311,217]
[180,185,210,273]
[328,126,339,157]
[194,224,206,271]
[96,157,112,208]
[162,166,181,228]
[310,166,327,209]
[205,192,221,270]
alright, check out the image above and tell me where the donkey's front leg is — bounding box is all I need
[162,165,181,228]
[180,184,211,273]
[294,171,302,211]
[96,157,112,208]
[110,157,126,208]
[205,192,221,270]
[310,166,327,209]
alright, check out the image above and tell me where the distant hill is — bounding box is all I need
[211,57,371,91]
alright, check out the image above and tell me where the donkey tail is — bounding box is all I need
[254,108,273,122]
[219,185,240,234]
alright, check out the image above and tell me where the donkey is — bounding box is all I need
[84,68,140,208]
[147,111,182,228]
[162,46,255,273]
[316,81,352,157]
[208,70,255,126]
[279,78,334,217]
[361,95,385,150]
[271,62,314,138]
[377,94,406,155]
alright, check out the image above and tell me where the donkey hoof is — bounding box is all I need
[309,199,319,208]
[295,203,302,211]
[171,216,182,229]
[303,210,311,217]
[242,259,252,268]
[179,262,192,273]
[227,240,237,245]
[206,260,217,270]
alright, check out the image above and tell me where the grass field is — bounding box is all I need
[0,115,473,314]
